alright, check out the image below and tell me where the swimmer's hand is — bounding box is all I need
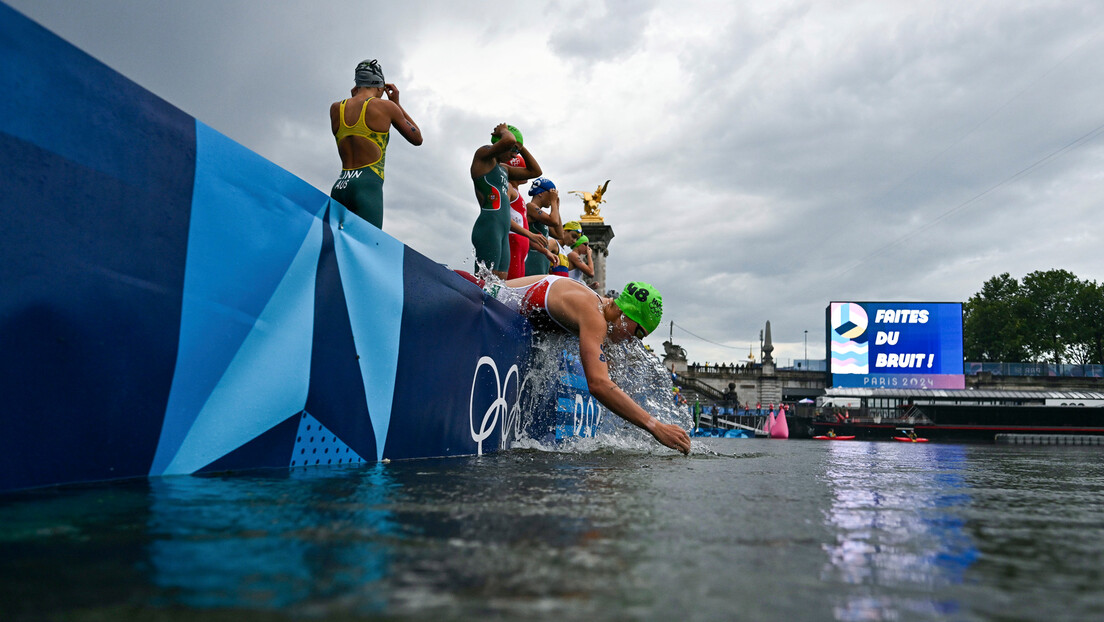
[494,123,512,139]
[649,419,691,455]
[384,83,400,103]
[529,232,548,248]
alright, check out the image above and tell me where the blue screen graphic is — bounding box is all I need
[827,302,964,389]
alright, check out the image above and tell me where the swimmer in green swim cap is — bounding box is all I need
[474,274,689,454]
[566,234,594,283]
[614,281,664,339]
[470,123,542,278]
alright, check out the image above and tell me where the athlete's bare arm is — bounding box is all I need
[567,249,595,277]
[549,284,691,454]
[471,123,518,179]
[527,190,564,239]
[381,84,422,145]
[505,142,541,182]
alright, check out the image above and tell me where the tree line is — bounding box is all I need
[963,269,1104,365]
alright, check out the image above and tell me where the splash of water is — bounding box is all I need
[469,271,704,455]
[511,327,695,455]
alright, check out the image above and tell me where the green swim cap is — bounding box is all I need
[490,124,523,146]
[572,234,589,249]
[615,282,663,336]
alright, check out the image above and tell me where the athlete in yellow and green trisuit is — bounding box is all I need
[330,59,422,229]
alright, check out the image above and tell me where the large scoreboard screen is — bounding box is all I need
[827,302,964,389]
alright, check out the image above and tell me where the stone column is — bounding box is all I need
[579,221,614,292]
[757,321,782,405]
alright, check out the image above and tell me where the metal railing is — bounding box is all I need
[686,360,1102,377]
[966,362,1104,378]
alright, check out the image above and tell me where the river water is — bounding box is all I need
[2,438,1103,621]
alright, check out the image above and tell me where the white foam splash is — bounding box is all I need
[510,328,694,456]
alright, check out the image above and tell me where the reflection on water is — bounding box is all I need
[821,442,979,619]
[3,441,1104,621]
[148,465,396,611]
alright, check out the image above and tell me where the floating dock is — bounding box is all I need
[995,434,1104,446]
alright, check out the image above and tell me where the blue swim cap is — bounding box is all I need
[528,177,556,196]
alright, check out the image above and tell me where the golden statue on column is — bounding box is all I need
[570,180,610,222]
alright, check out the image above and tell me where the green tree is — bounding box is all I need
[963,273,1029,361]
[1069,280,1104,365]
[1020,269,1083,365]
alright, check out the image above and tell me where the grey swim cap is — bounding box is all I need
[354,59,385,88]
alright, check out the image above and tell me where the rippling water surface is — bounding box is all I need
[2,439,1103,621]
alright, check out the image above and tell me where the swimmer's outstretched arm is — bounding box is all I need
[576,314,691,454]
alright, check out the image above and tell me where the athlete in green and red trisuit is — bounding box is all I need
[469,123,541,278]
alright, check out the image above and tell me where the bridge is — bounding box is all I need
[665,338,1104,409]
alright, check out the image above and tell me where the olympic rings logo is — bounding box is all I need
[469,356,520,456]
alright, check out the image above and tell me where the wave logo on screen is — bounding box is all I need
[830,302,869,374]
[469,356,520,455]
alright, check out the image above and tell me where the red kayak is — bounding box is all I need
[893,436,929,443]
[814,435,855,440]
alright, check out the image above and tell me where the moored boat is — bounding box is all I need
[811,388,1104,443]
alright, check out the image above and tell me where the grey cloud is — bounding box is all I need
[11,0,1104,366]
[548,0,658,61]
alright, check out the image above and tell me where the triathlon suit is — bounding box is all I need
[471,164,511,273]
[550,250,569,277]
[330,98,389,228]
[525,210,550,276]
[483,275,599,333]
[506,191,529,279]
[568,251,589,282]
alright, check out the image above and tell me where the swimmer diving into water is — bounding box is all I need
[459,272,692,454]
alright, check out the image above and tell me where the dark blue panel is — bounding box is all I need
[0,3,192,185]
[197,414,300,474]
[302,207,378,459]
[384,250,533,459]
[0,5,195,491]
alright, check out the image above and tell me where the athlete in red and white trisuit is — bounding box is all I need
[461,273,690,454]
[483,274,595,333]
[506,183,530,279]
[504,153,549,279]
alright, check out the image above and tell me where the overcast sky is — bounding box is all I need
[10,0,1104,366]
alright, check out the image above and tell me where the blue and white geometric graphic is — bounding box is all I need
[290,411,366,468]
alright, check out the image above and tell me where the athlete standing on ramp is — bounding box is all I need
[464,273,691,454]
[329,59,422,229]
[470,124,542,278]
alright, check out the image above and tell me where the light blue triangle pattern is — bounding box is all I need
[290,411,366,468]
